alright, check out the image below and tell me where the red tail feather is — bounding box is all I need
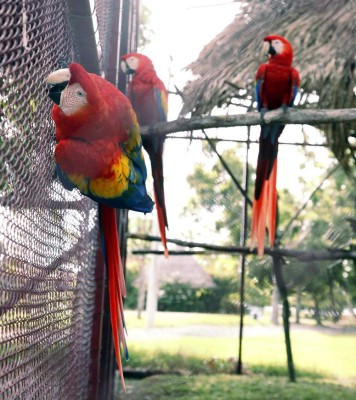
[154,191,169,257]
[251,160,278,256]
[266,159,278,249]
[99,204,127,391]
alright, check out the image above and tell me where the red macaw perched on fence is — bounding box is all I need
[46,63,154,391]
[251,35,300,256]
[120,53,169,256]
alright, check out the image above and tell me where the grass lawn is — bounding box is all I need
[127,331,356,381]
[118,311,356,398]
[120,375,356,400]
[124,310,245,328]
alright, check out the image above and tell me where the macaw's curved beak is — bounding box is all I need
[262,41,276,57]
[120,60,135,75]
[47,81,68,105]
[46,68,71,105]
[120,60,127,74]
[268,42,277,56]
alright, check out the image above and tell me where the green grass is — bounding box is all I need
[119,312,355,398]
[125,310,355,329]
[127,331,356,382]
[125,313,356,382]
[120,375,356,400]
[125,310,246,328]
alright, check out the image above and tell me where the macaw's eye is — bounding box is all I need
[77,90,85,97]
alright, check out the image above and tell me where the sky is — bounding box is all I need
[131,0,332,244]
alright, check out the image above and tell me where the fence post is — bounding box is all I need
[88,235,106,400]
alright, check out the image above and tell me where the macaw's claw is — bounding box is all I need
[281,104,289,113]
[260,107,268,121]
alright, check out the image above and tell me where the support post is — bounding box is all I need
[236,128,250,374]
[146,238,160,328]
[87,235,106,400]
[271,278,279,325]
[272,240,296,382]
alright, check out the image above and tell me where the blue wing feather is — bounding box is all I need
[255,79,263,111]
[290,84,298,107]
[154,88,167,122]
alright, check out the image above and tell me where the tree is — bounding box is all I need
[186,144,253,245]
[186,142,355,324]
[138,4,154,50]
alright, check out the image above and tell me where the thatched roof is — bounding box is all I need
[141,255,215,289]
[181,0,355,171]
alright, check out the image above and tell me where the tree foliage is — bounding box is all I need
[186,143,355,323]
[138,4,154,50]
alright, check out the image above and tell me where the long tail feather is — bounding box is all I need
[154,190,169,257]
[99,204,128,391]
[266,159,278,248]
[251,124,281,256]
[251,160,278,256]
[148,138,169,257]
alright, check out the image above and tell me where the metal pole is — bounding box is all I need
[236,127,250,374]
[87,233,106,400]
[272,250,296,382]
[273,204,296,382]
[117,0,135,281]
[95,1,137,398]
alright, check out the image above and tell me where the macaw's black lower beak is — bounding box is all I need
[269,43,277,56]
[48,81,68,105]
[126,66,135,75]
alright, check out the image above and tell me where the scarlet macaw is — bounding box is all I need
[120,53,169,256]
[251,35,300,255]
[46,63,154,390]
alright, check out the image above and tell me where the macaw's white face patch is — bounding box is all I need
[60,83,88,115]
[125,56,139,71]
[271,39,284,54]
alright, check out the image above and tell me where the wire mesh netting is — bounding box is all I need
[0,1,100,398]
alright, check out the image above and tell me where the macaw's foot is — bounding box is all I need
[260,107,268,121]
[281,104,289,113]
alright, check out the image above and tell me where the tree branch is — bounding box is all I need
[202,129,253,206]
[167,135,328,147]
[140,108,356,136]
[281,162,341,239]
[128,233,356,262]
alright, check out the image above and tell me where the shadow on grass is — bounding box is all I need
[118,374,356,400]
[124,349,326,381]
[116,347,356,399]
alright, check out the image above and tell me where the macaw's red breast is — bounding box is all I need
[129,80,159,126]
[54,137,120,179]
[128,74,167,126]
[259,63,295,110]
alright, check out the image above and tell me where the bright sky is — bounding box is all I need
[131,0,332,243]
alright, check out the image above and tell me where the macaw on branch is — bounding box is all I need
[46,63,154,391]
[251,35,300,256]
[120,53,169,256]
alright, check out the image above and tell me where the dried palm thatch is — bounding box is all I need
[181,0,356,171]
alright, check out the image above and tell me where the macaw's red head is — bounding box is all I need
[47,63,101,118]
[58,63,100,116]
[263,35,293,66]
[120,52,155,76]
[47,63,104,140]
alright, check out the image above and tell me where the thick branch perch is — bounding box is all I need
[140,108,356,136]
[128,234,356,262]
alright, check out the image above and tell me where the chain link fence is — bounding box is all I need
[0,0,118,398]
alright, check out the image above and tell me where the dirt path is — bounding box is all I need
[128,322,354,340]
